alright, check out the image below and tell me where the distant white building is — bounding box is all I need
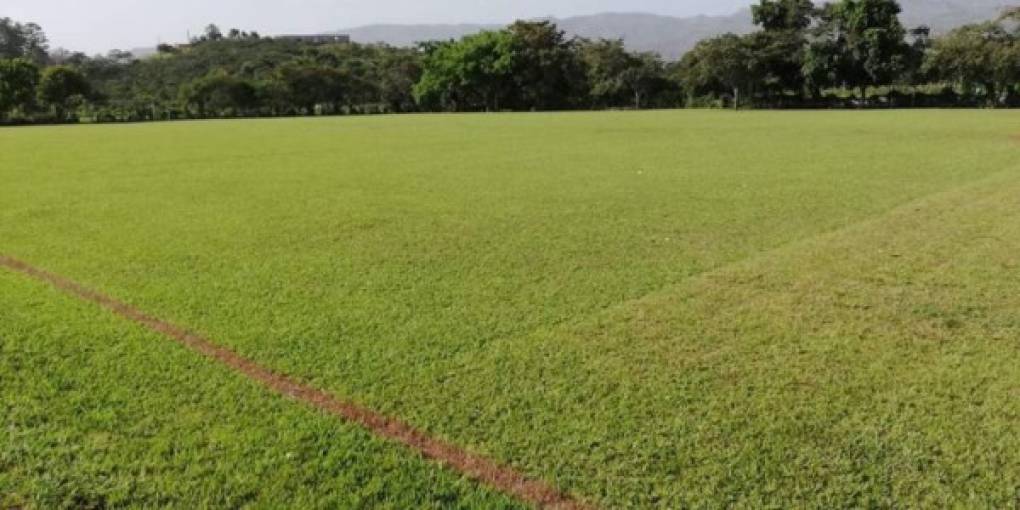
[275,34,351,44]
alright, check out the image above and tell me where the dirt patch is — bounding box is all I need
[0,254,592,510]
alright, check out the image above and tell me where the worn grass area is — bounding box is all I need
[1,110,1019,507]
[0,271,523,509]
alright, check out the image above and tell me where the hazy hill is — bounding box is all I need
[899,0,1013,29]
[338,23,503,48]
[341,0,1014,60]
[554,12,753,59]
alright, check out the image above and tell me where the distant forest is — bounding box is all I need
[1,0,1019,124]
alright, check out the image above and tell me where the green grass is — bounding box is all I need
[2,110,1019,508]
[0,271,524,509]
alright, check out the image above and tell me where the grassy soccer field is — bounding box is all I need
[2,110,1020,508]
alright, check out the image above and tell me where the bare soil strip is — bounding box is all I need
[0,254,591,510]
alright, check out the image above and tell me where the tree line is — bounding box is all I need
[1,0,1019,124]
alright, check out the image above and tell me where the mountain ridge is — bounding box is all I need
[339,1,1013,60]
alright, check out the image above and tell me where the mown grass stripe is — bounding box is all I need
[0,254,592,510]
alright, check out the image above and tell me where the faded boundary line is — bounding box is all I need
[0,254,591,510]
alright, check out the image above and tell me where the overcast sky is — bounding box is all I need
[4,0,750,54]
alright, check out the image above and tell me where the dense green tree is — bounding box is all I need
[506,21,587,110]
[814,0,911,100]
[619,52,672,108]
[415,22,592,111]
[749,0,815,102]
[276,62,344,114]
[2,10,1019,124]
[37,65,91,119]
[745,31,804,103]
[324,53,375,112]
[752,0,816,31]
[679,34,757,109]
[76,34,425,119]
[901,26,933,85]
[376,52,422,113]
[414,30,514,111]
[0,58,40,119]
[578,39,673,108]
[579,39,635,107]
[802,33,843,96]
[925,22,1019,105]
[0,17,49,64]
[181,70,258,116]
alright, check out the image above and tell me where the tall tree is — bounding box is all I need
[204,24,224,42]
[749,0,816,102]
[814,0,911,100]
[925,22,1019,106]
[506,21,586,110]
[580,39,644,108]
[752,0,816,31]
[744,31,807,104]
[0,58,40,119]
[413,30,514,111]
[181,70,258,116]
[619,52,671,109]
[377,51,422,113]
[275,62,343,114]
[679,34,757,109]
[37,65,91,120]
[0,17,49,64]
